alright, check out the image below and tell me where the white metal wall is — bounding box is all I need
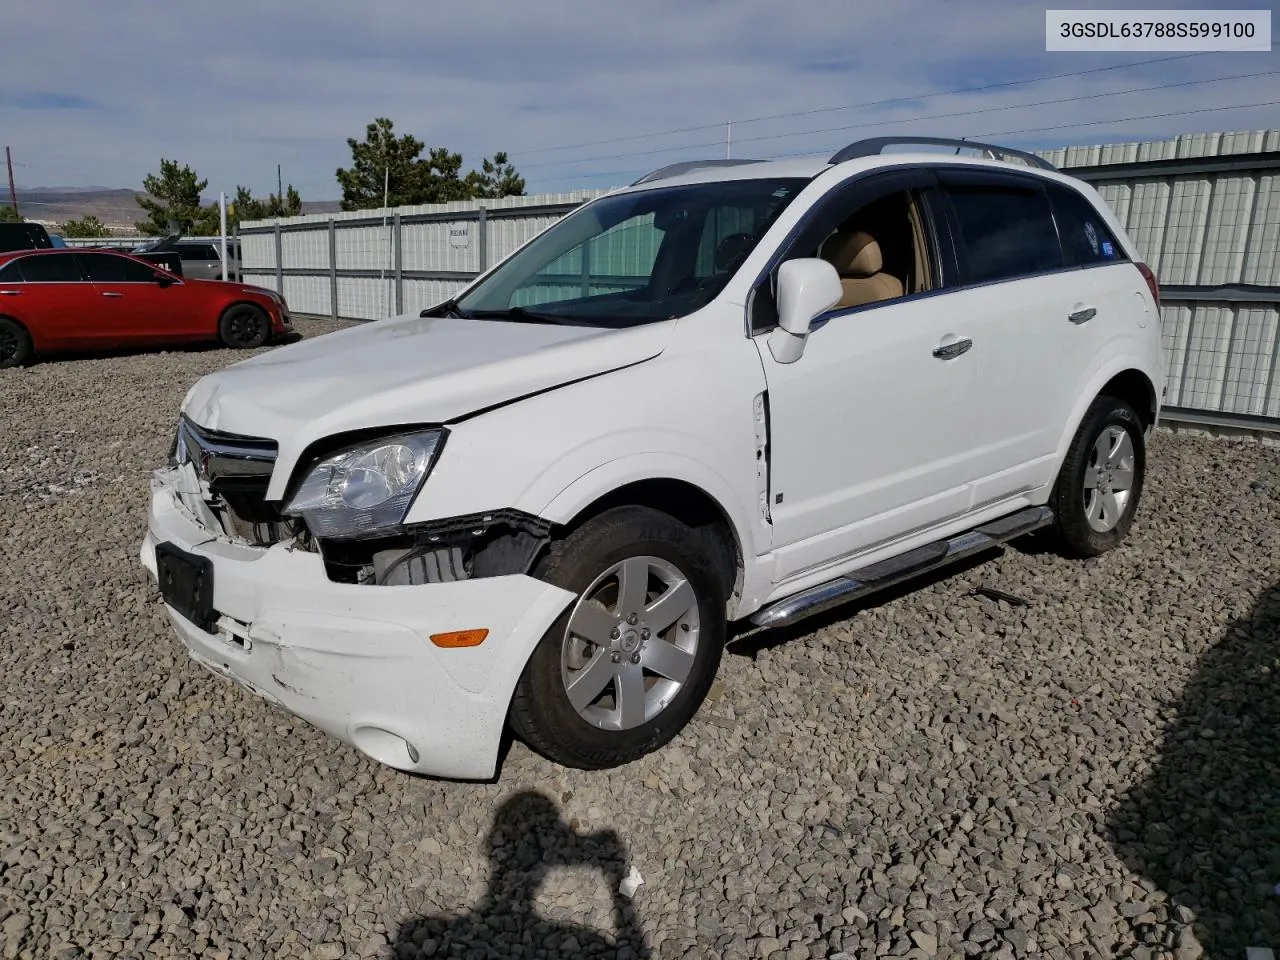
[1160,302,1280,417]
[403,278,470,315]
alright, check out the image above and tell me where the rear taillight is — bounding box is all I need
[1135,261,1160,310]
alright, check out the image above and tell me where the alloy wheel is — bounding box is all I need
[229,311,264,345]
[560,555,701,731]
[1082,425,1136,533]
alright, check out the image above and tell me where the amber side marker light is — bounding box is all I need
[430,629,489,648]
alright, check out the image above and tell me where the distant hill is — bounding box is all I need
[8,186,341,235]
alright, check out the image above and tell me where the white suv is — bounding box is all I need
[140,137,1165,780]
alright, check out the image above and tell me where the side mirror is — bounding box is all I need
[154,271,175,287]
[767,258,842,364]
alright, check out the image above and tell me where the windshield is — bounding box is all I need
[449,177,808,328]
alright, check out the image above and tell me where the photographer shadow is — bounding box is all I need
[1110,580,1280,957]
[391,790,651,959]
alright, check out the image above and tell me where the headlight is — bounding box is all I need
[282,430,445,539]
[242,286,283,304]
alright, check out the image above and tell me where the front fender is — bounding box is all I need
[537,447,772,616]
[536,447,750,527]
[408,337,770,550]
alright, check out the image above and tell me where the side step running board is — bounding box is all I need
[748,506,1053,631]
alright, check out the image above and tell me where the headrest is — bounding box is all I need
[713,232,755,272]
[824,229,883,277]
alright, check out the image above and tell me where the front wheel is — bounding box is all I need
[1050,394,1147,557]
[510,506,729,770]
[218,304,269,349]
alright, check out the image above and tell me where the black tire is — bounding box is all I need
[0,318,33,369]
[1050,394,1147,557]
[510,505,730,770]
[218,304,269,349]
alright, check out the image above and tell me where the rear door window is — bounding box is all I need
[77,252,161,283]
[14,254,85,282]
[1046,183,1127,267]
[945,182,1064,285]
[178,243,218,261]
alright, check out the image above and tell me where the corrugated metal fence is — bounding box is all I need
[239,129,1280,424]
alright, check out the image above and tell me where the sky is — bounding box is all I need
[2,0,1277,200]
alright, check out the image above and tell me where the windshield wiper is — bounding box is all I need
[419,298,468,319]
[467,307,598,326]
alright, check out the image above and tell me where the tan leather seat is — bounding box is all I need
[822,229,904,309]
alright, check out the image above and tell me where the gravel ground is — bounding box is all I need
[1,316,1279,960]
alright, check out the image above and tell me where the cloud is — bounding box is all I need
[2,93,105,111]
[0,0,1275,197]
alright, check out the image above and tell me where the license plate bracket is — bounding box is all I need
[155,541,217,634]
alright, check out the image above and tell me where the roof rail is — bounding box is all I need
[828,136,1057,171]
[631,159,767,186]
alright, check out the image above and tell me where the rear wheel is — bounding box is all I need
[218,304,269,349]
[1050,394,1146,557]
[0,318,33,369]
[510,505,729,770]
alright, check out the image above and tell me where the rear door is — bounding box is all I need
[0,253,97,349]
[178,242,220,280]
[932,168,1120,509]
[77,252,189,341]
[1043,178,1148,377]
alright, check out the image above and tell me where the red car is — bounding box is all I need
[0,248,295,369]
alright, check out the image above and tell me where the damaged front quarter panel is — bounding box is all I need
[315,508,553,586]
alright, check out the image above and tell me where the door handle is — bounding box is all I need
[1069,306,1096,324]
[101,292,123,298]
[0,290,21,296]
[932,336,973,359]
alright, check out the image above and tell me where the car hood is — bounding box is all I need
[180,312,674,500]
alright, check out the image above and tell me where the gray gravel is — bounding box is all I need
[1,317,1279,960]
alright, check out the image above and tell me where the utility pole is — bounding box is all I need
[219,192,228,281]
[5,147,18,217]
[726,121,732,160]
[277,164,283,202]
[380,164,391,318]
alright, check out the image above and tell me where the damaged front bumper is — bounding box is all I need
[139,466,576,780]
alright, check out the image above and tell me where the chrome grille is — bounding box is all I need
[173,416,287,545]
[174,415,277,484]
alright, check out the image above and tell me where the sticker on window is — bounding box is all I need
[1084,221,1099,256]
[1101,240,1115,257]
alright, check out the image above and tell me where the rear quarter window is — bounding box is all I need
[1046,183,1128,267]
[946,183,1064,285]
